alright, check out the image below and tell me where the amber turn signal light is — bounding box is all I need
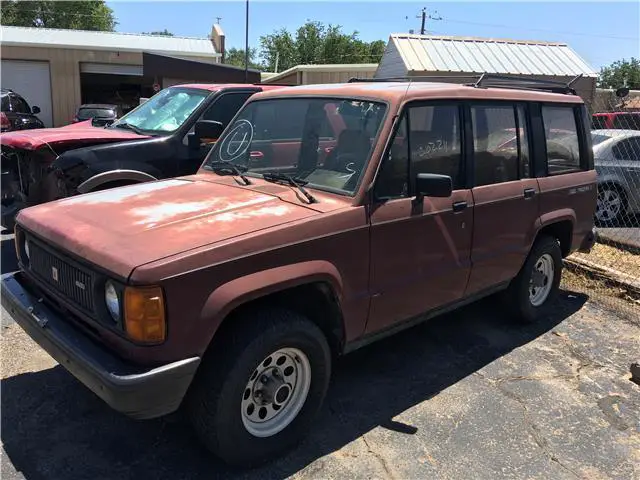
[124,286,166,343]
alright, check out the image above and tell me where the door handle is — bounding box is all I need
[452,201,467,213]
[524,188,536,199]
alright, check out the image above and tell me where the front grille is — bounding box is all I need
[28,241,96,313]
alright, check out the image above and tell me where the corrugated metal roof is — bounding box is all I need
[390,34,597,77]
[0,26,219,58]
[261,63,378,84]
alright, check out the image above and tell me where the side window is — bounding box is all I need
[612,138,640,161]
[375,114,409,199]
[409,104,462,189]
[471,105,519,186]
[612,114,640,130]
[201,93,252,128]
[1,94,10,111]
[541,105,582,175]
[10,95,30,114]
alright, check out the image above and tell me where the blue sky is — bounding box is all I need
[106,1,639,70]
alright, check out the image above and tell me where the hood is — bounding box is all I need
[0,123,149,152]
[17,177,319,279]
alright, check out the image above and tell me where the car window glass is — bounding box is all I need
[10,95,30,114]
[541,106,582,175]
[375,114,409,199]
[77,108,115,120]
[1,94,10,111]
[472,105,520,186]
[408,104,462,189]
[201,93,252,128]
[206,97,386,196]
[612,137,640,161]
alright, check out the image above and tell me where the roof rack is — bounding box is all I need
[348,75,481,83]
[348,73,582,95]
[472,73,580,95]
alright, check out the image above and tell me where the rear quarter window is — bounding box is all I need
[542,105,583,176]
[612,113,640,130]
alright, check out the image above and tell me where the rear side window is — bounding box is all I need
[612,137,640,161]
[541,106,582,175]
[471,105,521,186]
[1,94,9,112]
[10,95,30,114]
[591,115,609,130]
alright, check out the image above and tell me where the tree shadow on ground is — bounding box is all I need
[1,291,588,480]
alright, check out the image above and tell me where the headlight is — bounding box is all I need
[105,281,120,322]
[24,239,30,260]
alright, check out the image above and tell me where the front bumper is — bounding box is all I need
[1,272,200,419]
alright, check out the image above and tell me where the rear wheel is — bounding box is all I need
[506,235,562,323]
[596,184,626,226]
[186,308,331,467]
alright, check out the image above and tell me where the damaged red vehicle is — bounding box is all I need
[0,83,285,230]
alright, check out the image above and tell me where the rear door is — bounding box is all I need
[534,103,596,252]
[465,102,539,295]
[367,102,473,334]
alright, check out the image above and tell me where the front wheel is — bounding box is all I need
[186,309,331,467]
[506,235,563,323]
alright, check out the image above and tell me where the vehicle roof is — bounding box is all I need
[591,129,640,138]
[170,83,288,92]
[252,81,585,104]
[79,104,118,109]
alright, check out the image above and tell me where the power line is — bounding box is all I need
[441,17,639,41]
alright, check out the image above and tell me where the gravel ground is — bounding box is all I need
[1,288,639,480]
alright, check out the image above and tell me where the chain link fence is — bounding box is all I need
[562,88,640,314]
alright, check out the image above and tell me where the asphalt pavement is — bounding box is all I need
[2,287,639,479]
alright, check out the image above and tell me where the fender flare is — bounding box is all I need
[199,261,344,347]
[77,169,158,194]
[538,209,576,231]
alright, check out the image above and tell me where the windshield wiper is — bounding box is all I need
[112,121,146,135]
[262,172,317,204]
[207,160,251,185]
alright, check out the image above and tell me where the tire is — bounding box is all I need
[596,184,627,226]
[186,308,332,467]
[506,235,563,323]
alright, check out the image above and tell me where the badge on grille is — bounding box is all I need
[51,266,59,282]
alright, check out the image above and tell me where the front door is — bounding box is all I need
[182,91,256,175]
[465,103,540,295]
[367,103,473,334]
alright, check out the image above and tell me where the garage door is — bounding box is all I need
[1,60,53,127]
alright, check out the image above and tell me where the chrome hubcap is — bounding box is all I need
[596,189,622,222]
[529,253,554,307]
[241,347,311,438]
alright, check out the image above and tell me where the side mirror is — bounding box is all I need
[415,173,452,200]
[616,87,630,98]
[32,106,41,114]
[194,120,224,141]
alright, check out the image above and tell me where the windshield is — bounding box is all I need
[110,87,209,134]
[204,97,387,196]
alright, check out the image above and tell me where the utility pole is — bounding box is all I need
[415,7,442,35]
[216,16,222,24]
[244,0,249,83]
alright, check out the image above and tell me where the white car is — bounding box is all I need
[591,129,640,225]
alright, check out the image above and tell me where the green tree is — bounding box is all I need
[143,29,174,36]
[259,21,385,72]
[598,58,640,90]
[224,47,262,70]
[0,0,116,31]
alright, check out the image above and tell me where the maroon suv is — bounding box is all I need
[2,77,597,467]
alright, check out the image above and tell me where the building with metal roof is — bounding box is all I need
[375,33,598,105]
[0,25,239,126]
[260,64,378,86]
